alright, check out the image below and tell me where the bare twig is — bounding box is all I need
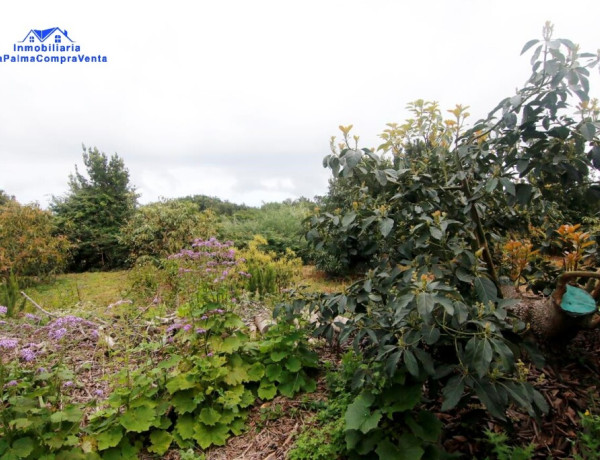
[20,291,60,318]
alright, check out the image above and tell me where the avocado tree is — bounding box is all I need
[296,24,600,458]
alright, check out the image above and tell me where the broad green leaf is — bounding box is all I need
[342,212,357,227]
[246,362,265,381]
[465,337,493,378]
[520,39,539,55]
[148,430,173,455]
[119,405,157,432]
[258,380,278,400]
[96,427,123,450]
[404,350,419,377]
[219,384,245,408]
[224,355,249,385]
[474,277,497,304]
[11,437,34,457]
[405,411,442,442]
[377,434,424,460]
[270,350,287,362]
[285,356,302,372]
[345,393,381,433]
[166,373,197,394]
[175,414,195,440]
[50,405,82,423]
[199,407,221,426]
[581,122,596,142]
[380,217,394,237]
[265,363,282,382]
[429,226,443,240]
[441,375,465,411]
[193,422,231,449]
[416,293,434,318]
[171,390,199,414]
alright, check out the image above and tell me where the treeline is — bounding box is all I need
[0,147,316,283]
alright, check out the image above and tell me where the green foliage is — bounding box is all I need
[574,410,600,460]
[51,146,137,271]
[240,235,303,297]
[484,429,535,460]
[292,26,600,458]
[87,291,318,455]
[0,362,91,459]
[0,200,70,280]
[182,194,250,216]
[0,190,15,206]
[120,199,218,263]
[219,199,313,259]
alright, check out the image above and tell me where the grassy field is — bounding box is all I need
[23,270,131,313]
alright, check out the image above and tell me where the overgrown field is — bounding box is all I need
[2,24,600,459]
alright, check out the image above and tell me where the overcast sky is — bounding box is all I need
[1,1,599,208]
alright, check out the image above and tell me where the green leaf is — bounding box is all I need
[119,405,157,432]
[376,435,424,460]
[441,375,465,411]
[406,411,442,442]
[166,373,197,394]
[11,437,34,457]
[285,356,302,373]
[258,380,278,400]
[246,362,265,381]
[515,183,532,206]
[148,430,173,455]
[50,405,83,423]
[383,384,422,413]
[171,390,199,414]
[404,350,420,377]
[199,407,221,426]
[380,217,394,237]
[474,277,497,304]
[520,39,540,55]
[265,363,282,382]
[175,414,195,440]
[193,422,231,449]
[581,122,596,142]
[416,293,434,318]
[465,337,493,378]
[270,350,287,362]
[96,427,124,450]
[224,355,249,385]
[345,393,382,434]
[342,212,357,227]
[429,226,443,240]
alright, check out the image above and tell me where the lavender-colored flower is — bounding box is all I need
[0,338,18,349]
[49,328,67,340]
[91,330,99,339]
[206,352,214,357]
[63,381,73,388]
[167,323,183,332]
[200,315,208,320]
[0,306,7,314]
[0,320,7,325]
[37,367,48,373]
[4,380,18,387]
[182,324,192,332]
[20,348,36,362]
[25,313,40,321]
[93,389,104,397]
[196,328,206,334]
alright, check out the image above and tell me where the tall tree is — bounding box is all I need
[51,146,137,271]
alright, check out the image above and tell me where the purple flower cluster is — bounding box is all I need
[25,313,41,321]
[43,315,98,342]
[20,344,37,362]
[4,380,18,388]
[0,338,18,349]
[0,306,7,314]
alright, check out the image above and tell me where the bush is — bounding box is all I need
[0,200,70,281]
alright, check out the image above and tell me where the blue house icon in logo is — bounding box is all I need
[20,28,74,44]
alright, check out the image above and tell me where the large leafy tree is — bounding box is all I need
[51,146,138,271]
[0,200,70,280]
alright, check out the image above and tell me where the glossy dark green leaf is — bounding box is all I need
[380,217,394,237]
[441,375,465,411]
